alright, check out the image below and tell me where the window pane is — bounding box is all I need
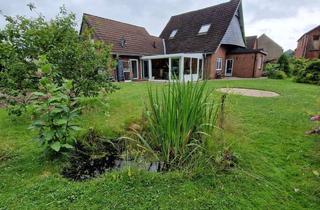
[199,59,203,79]
[143,60,149,78]
[171,58,180,79]
[184,58,191,74]
[216,58,222,70]
[192,58,197,74]
[131,60,138,79]
[123,61,129,71]
[199,24,211,34]
[170,29,178,38]
[152,59,169,80]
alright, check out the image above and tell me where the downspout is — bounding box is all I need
[252,52,257,78]
[162,39,167,55]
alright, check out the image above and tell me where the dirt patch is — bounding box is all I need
[217,88,280,98]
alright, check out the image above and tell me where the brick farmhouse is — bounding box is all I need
[81,0,267,82]
[295,25,320,59]
[246,34,283,63]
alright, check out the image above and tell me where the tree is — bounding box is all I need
[277,54,291,76]
[0,5,116,99]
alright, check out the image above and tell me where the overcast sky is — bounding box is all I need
[0,0,319,50]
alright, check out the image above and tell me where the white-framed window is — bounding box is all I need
[198,24,211,35]
[169,29,178,39]
[216,58,223,70]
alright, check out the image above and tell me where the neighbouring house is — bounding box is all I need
[80,14,164,81]
[246,34,283,63]
[295,25,320,59]
[81,0,267,82]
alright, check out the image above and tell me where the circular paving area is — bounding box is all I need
[217,88,280,98]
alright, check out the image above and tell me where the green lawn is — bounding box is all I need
[0,79,319,209]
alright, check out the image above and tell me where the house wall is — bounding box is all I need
[204,46,227,79]
[227,52,265,78]
[296,27,320,59]
[295,35,308,58]
[258,34,283,62]
[113,55,143,81]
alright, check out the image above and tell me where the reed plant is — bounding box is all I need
[134,80,218,169]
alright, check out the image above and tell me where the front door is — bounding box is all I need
[225,59,234,77]
[130,59,139,80]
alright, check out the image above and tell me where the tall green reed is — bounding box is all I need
[139,80,217,169]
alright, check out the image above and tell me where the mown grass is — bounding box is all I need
[0,79,319,209]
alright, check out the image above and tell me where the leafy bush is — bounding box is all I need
[291,58,310,76]
[130,81,217,169]
[0,5,116,100]
[264,63,287,79]
[30,56,81,154]
[296,60,320,85]
[62,129,123,181]
[278,54,291,75]
[271,70,287,80]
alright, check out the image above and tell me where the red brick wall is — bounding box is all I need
[227,52,265,78]
[204,46,227,79]
[114,55,143,80]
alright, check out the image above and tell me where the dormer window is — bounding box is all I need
[120,36,127,48]
[169,29,178,39]
[198,24,211,35]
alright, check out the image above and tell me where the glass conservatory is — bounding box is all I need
[141,53,204,82]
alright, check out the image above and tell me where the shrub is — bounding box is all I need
[130,81,217,169]
[30,56,81,154]
[278,54,291,76]
[271,70,287,80]
[296,60,320,85]
[291,58,309,76]
[265,63,287,80]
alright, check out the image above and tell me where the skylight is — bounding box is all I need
[169,29,178,39]
[198,24,211,35]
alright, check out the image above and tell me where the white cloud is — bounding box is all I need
[0,0,319,50]
[245,7,320,50]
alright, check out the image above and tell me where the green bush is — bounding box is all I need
[296,60,320,85]
[291,58,310,76]
[271,70,287,80]
[30,56,81,154]
[130,81,217,169]
[278,54,291,75]
[264,63,287,79]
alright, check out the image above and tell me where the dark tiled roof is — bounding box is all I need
[160,0,242,54]
[82,14,164,56]
[246,36,257,49]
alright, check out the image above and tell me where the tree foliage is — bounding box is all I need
[296,60,320,85]
[0,6,116,98]
[277,54,291,75]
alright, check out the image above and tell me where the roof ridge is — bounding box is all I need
[298,25,320,41]
[83,13,147,32]
[171,1,231,18]
[258,34,283,50]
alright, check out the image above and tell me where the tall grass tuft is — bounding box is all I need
[135,80,218,169]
